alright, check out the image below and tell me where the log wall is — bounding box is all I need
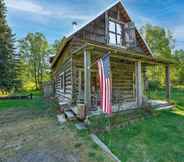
[53,45,73,106]
[55,57,73,105]
[72,53,136,109]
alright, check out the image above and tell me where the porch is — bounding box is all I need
[71,42,173,114]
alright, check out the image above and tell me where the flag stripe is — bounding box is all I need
[97,54,112,115]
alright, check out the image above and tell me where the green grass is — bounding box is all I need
[95,88,184,162]
[147,87,184,107]
[0,96,43,110]
[0,90,56,112]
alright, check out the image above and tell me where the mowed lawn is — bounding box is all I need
[96,88,184,162]
[0,91,44,110]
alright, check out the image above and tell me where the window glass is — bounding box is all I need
[117,35,121,45]
[60,73,64,91]
[108,20,122,46]
[129,30,134,42]
[116,24,121,34]
[109,33,116,44]
[109,21,115,32]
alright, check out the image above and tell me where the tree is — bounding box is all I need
[18,33,50,90]
[140,24,175,86]
[173,50,184,85]
[52,38,65,54]
[0,0,16,93]
[140,24,175,58]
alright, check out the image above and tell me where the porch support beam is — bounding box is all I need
[84,48,91,111]
[136,61,143,107]
[143,65,148,92]
[165,64,171,101]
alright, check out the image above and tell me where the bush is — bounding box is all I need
[148,80,161,90]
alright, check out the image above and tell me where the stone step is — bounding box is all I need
[57,114,66,124]
[155,105,174,110]
[75,122,87,130]
[64,110,76,120]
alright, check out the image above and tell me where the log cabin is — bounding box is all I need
[51,0,173,117]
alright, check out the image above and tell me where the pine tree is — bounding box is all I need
[0,0,16,93]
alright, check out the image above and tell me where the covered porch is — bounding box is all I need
[71,42,173,114]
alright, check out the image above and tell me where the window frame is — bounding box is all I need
[60,72,65,92]
[108,19,123,46]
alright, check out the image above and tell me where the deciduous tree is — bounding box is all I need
[18,33,50,90]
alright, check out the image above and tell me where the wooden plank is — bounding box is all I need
[136,61,142,107]
[90,134,121,162]
[84,49,91,109]
[105,11,109,44]
[165,64,171,101]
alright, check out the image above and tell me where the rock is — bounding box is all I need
[57,114,66,124]
[75,122,87,130]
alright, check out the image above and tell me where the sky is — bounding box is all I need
[5,0,184,50]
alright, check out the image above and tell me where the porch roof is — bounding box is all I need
[72,42,176,65]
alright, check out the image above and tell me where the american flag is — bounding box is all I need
[97,53,112,115]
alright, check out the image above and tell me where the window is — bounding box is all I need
[60,72,65,92]
[124,22,136,47]
[108,20,122,46]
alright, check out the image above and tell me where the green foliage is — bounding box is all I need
[172,50,184,85]
[140,24,174,58]
[51,37,65,54]
[0,0,17,93]
[18,33,51,90]
[140,24,184,87]
[148,87,184,107]
[148,80,161,90]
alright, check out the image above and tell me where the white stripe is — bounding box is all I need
[101,59,105,112]
[106,79,109,113]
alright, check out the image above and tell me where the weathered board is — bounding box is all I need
[51,1,157,111]
[72,52,136,110]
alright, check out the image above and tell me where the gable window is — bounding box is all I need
[108,20,122,46]
[60,72,65,92]
[124,22,136,48]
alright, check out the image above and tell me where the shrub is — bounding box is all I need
[148,80,161,90]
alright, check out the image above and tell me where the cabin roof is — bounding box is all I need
[66,0,124,39]
[66,0,152,56]
[51,0,160,68]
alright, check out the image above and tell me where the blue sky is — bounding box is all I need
[5,0,184,50]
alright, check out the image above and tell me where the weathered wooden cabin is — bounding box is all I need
[51,1,173,115]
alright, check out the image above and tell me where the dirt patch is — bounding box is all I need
[0,104,111,162]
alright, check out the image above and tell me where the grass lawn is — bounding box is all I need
[0,91,47,111]
[93,88,184,162]
[0,91,112,162]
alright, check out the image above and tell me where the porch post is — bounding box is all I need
[165,64,171,101]
[136,61,143,107]
[143,65,148,92]
[84,48,91,111]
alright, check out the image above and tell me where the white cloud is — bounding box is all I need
[5,0,92,21]
[5,0,51,15]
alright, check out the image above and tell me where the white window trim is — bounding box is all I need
[59,72,65,93]
[107,17,136,48]
[108,18,124,47]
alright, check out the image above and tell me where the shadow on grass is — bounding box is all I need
[97,108,184,162]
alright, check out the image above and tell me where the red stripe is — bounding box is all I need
[97,59,112,115]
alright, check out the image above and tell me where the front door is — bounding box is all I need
[77,69,99,109]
